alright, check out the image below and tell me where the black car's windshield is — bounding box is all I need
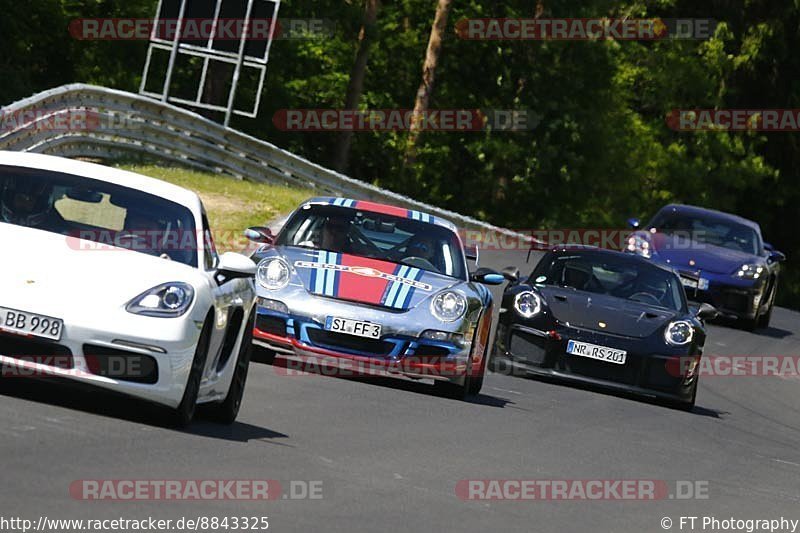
[531,252,685,311]
[650,211,760,255]
[0,166,198,267]
[277,204,466,279]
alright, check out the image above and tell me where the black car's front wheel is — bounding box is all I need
[664,379,698,412]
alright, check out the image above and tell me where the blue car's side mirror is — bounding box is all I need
[627,218,641,229]
[764,242,786,263]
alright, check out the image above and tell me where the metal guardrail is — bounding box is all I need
[0,83,533,241]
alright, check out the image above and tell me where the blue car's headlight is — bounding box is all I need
[735,263,765,280]
[126,282,195,318]
[626,234,652,258]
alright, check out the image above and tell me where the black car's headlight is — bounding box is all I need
[735,263,765,280]
[513,291,542,319]
[664,320,694,346]
[257,258,291,290]
[126,282,195,318]
[431,291,468,322]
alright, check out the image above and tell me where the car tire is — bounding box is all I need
[467,345,489,397]
[166,314,213,428]
[206,308,255,425]
[665,380,697,412]
[434,355,474,401]
[742,315,760,332]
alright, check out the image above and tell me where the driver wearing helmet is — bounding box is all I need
[0,177,59,230]
[404,235,440,272]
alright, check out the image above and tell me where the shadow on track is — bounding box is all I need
[501,372,729,418]
[0,377,289,441]
[261,355,514,409]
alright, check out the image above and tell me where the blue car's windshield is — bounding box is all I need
[277,204,467,279]
[531,252,685,311]
[650,212,759,255]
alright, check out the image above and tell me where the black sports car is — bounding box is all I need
[491,247,718,410]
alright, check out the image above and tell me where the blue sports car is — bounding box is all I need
[625,204,786,330]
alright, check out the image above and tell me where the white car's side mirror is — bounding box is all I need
[217,252,256,279]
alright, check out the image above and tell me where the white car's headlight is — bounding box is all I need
[257,258,291,290]
[735,263,765,280]
[626,234,652,258]
[514,291,542,318]
[665,320,694,346]
[126,282,195,318]
[431,291,468,322]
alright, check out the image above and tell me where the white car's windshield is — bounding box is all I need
[0,166,198,267]
[277,204,467,279]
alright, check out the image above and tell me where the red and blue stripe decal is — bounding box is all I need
[310,250,342,297]
[323,198,435,224]
[381,266,425,310]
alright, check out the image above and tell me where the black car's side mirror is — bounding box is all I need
[245,226,275,244]
[470,267,505,286]
[502,266,520,284]
[693,303,719,321]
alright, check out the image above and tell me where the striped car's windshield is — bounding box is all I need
[277,205,466,279]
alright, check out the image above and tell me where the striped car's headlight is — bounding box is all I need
[431,291,467,322]
[257,258,291,290]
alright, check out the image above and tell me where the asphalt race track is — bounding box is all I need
[1,249,799,532]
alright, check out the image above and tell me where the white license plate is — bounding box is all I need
[681,277,709,291]
[567,340,626,365]
[326,317,382,339]
[0,306,64,341]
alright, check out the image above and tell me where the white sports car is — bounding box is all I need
[0,152,257,426]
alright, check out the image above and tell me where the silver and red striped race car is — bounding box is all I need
[244,197,505,399]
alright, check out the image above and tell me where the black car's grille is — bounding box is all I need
[306,329,395,356]
[0,333,74,368]
[256,315,287,337]
[645,360,685,391]
[82,345,159,384]
[509,330,547,366]
[558,353,641,386]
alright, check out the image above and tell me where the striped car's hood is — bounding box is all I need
[278,247,457,310]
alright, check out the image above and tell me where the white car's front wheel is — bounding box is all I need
[166,313,213,428]
[205,308,255,425]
